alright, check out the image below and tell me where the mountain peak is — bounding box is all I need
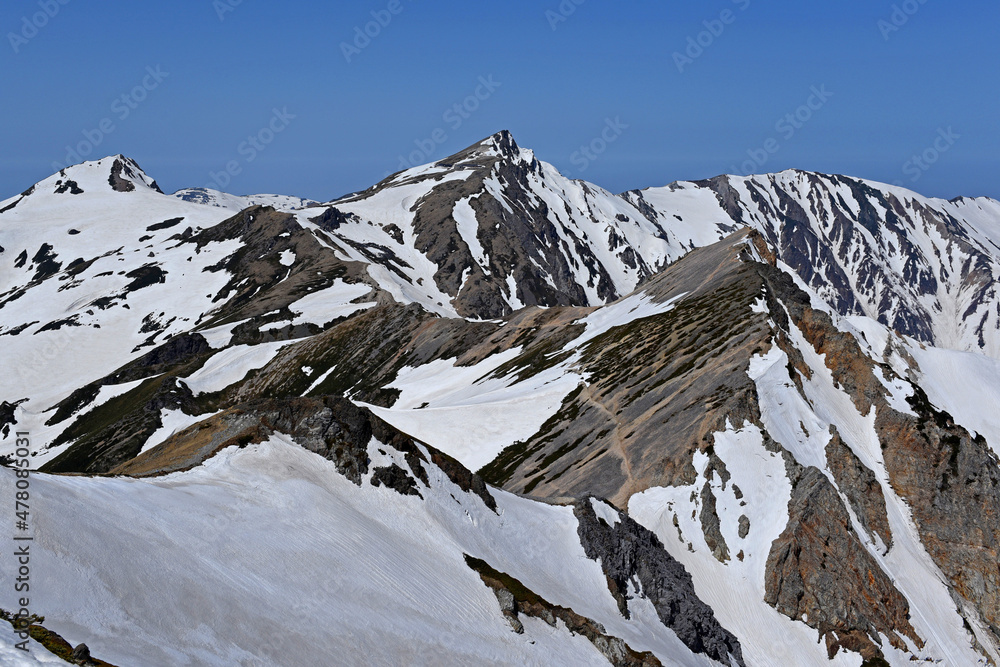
[37,154,164,196]
[434,130,535,170]
[479,129,521,157]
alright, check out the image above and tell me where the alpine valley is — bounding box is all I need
[2,132,999,666]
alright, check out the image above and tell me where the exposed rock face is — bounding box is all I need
[877,388,1000,647]
[464,554,662,667]
[233,303,444,407]
[71,642,93,665]
[574,497,745,666]
[370,463,422,497]
[737,515,750,539]
[30,243,62,282]
[764,466,921,661]
[0,401,16,439]
[108,158,137,192]
[824,428,893,550]
[54,178,83,195]
[107,156,163,194]
[404,133,622,319]
[765,257,1000,655]
[699,482,730,563]
[247,396,375,485]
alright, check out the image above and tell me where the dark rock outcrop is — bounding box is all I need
[370,463,422,497]
[574,497,745,666]
[699,482,730,563]
[30,243,62,282]
[54,179,83,195]
[0,400,17,439]
[465,554,661,667]
[108,157,138,192]
[145,217,184,232]
[72,643,94,665]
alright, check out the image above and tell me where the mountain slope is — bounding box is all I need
[306,131,738,319]
[628,171,1000,357]
[2,135,999,665]
[172,186,318,212]
[1,397,742,667]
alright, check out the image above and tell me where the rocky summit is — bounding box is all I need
[1,134,999,666]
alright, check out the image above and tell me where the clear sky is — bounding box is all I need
[2,0,997,201]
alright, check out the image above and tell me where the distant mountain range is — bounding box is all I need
[1,133,998,666]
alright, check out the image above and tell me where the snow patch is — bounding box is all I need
[181,340,294,396]
[589,498,620,527]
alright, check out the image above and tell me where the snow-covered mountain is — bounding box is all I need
[172,186,318,212]
[311,131,737,319]
[627,172,1000,357]
[1,135,999,666]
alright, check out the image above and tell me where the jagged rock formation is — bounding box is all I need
[824,428,893,550]
[764,466,920,661]
[465,555,661,667]
[574,497,744,666]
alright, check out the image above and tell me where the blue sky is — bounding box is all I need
[2,0,997,201]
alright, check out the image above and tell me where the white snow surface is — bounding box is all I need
[453,197,490,274]
[905,341,1000,457]
[172,187,317,212]
[363,348,584,472]
[0,625,66,665]
[0,438,714,667]
[589,498,621,527]
[280,280,375,329]
[140,408,222,455]
[180,340,295,396]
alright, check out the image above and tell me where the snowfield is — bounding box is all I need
[0,439,717,667]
